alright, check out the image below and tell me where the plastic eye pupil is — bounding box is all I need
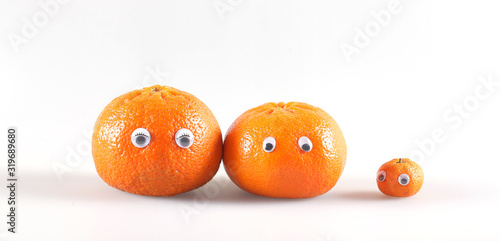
[179,137,191,147]
[135,136,146,145]
[265,143,274,151]
[301,144,311,152]
[400,178,408,185]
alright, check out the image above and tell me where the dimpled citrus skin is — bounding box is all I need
[92,85,223,196]
[223,102,347,198]
[377,158,424,197]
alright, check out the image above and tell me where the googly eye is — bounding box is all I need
[298,136,313,152]
[398,173,410,186]
[131,128,151,148]
[263,137,276,152]
[377,170,386,182]
[175,129,194,148]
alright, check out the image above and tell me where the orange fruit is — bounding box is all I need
[223,102,347,198]
[376,158,424,197]
[92,85,223,196]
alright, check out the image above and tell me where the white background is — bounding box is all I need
[1,0,500,240]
